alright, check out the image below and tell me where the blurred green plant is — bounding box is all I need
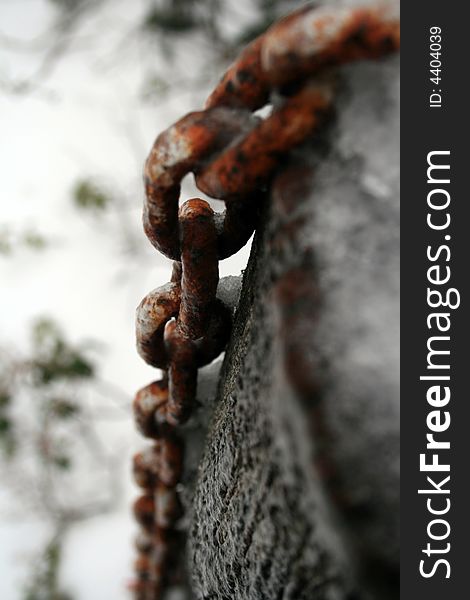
[0,319,94,463]
[0,318,125,599]
[72,180,112,212]
[143,0,199,33]
[0,389,16,457]
[141,0,292,45]
[48,0,86,10]
[22,532,73,600]
[23,230,48,250]
[0,226,48,256]
[32,319,94,384]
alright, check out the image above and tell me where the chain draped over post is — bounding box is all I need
[131,3,400,598]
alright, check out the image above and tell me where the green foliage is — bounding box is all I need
[0,413,10,431]
[48,0,86,12]
[72,180,111,212]
[0,317,119,599]
[0,229,12,255]
[52,454,72,471]
[143,0,198,33]
[50,398,80,419]
[33,353,94,384]
[33,319,62,346]
[22,535,73,600]
[141,0,292,44]
[0,416,16,456]
[235,0,299,46]
[0,391,16,457]
[31,319,95,384]
[144,8,197,33]
[0,319,94,463]
[43,436,73,472]
[23,230,48,250]
[0,391,10,409]
[140,74,171,102]
[0,226,48,256]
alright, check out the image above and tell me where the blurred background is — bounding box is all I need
[0,1,298,598]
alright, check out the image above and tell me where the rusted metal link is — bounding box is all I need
[177,199,218,339]
[144,107,257,261]
[196,80,334,201]
[137,197,231,424]
[136,283,180,369]
[206,2,399,110]
[137,199,226,370]
[133,380,171,439]
[164,320,198,425]
[137,296,231,427]
[133,3,400,598]
[133,436,183,488]
[143,81,333,262]
[164,300,232,423]
[132,436,184,600]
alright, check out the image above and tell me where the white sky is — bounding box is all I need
[0,1,252,597]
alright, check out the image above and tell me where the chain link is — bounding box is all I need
[131,3,399,598]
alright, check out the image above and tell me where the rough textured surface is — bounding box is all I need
[188,3,399,599]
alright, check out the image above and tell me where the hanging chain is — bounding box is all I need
[130,3,400,599]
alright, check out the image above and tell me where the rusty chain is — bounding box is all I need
[131,3,400,599]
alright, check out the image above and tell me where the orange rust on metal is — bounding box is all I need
[136,283,180,369]
[133,3,400,598]
[158,198,220,424]
[133,380,172,438]
[144,107,256,261]
[133,435,183,490]
[206,3,399,109]
[196,81,334,200]
[158,435,184,487]
[135,554,151,575]
[133,494,155,531]
[164,319,198,425]
[261,4,400,85]
[131,383,185,595]
[133,451,158,490]
[177,199,218,339]
[206,36,268,110]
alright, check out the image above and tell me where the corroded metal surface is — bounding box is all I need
[132,3,400,598]
[206,3,399,109]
